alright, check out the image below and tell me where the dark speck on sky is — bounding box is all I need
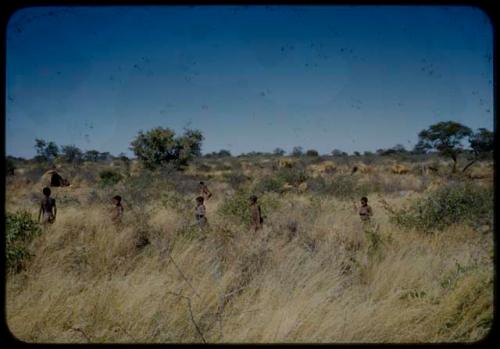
[5,5,493,157]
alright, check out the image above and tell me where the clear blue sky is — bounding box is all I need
[6,5,493,157]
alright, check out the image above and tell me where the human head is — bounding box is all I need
[249,195,258,204]
[113,195,122,204]
[200,181,205,185]
[196,196,204,204]
[43,187,51,196]
[361,196,368,205]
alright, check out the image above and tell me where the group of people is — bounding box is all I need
[38,181,373,230]
[37,187,124,226]
[193,182,264,232]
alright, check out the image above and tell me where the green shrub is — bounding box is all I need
[120,170,162,206]
[161,190,191,213]
[306,176,328,194]
[217,189,280,226]
[305,175,364,199]
[253,176,285,194]
[327,175,360,199]
[276,167,308,186]
[218,189,252,225]
[223,172,249,190]
[389,182,493,233]
[6,211,42,273]
[99,169,123,186]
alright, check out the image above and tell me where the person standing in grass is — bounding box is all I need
[199,181,212,201]
[195,196,208,228]
[354,196,373,222]
[249,195,263,231]
[111,195,124,225]
[38,187,56,225]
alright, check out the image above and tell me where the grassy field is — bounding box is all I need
[5,155,494,343]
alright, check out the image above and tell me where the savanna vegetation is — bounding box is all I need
[5,121,494,343]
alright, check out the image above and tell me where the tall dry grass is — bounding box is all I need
[5,159,493,343]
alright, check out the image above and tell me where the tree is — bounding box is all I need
[34,139,46,157]
[412,141,428,155]
[363,151,374,156]
[61,145,83,163]
[130,127,204,169]
[34,139,59,162]
[462,128,494,173]
[331,149,344,157]
[118,152,130,161]
[98,152,113,162]
[306,149,319,157]
[353,151,361,156]
[273,147,286,156]
[83,150,100,162]
[291,146,303,157]
[416,121,472,173]
[392,144,407,153]
[177,129,204,165]
[217,149,232,157]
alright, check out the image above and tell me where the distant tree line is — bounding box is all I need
[33,139,116,164]
[10,121,491,175]
[204,149,232,158]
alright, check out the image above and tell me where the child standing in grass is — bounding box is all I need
[195,196,208,227]
[38,187,56,225]
[249,195,263,231]
[354,196,373,222]
[199,181,212,201]
[111,195,124,225]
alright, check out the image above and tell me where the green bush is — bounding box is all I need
[130,127,203,169]
[253,176,285,194]
[218,189,252,225]
[275,167,308,186]
[161,190,191,213]
[306,177,327,193]
[218,189,280,226]
[6,211,42,273]
[305,175,364,199]
[99,169,123,186]
[390,182,493,233]
[327,175,360,199]
[223,172,249,190]
[120,170,160,206]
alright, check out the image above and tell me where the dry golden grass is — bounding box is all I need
[5,159,493,343]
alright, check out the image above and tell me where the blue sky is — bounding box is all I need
[6,5,493,157]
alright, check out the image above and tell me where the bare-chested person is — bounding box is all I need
[110,195,124,225]
[249,195,263,231]
[353,196,373,222]
[198,181,212,201]
[195,196,208,227]
[38,187,56,225]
